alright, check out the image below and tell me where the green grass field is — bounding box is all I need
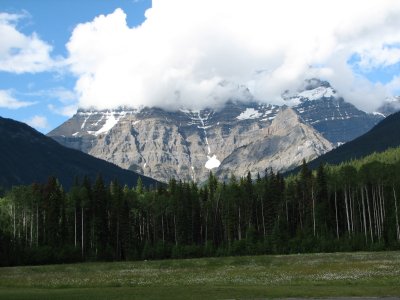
[0,251,399,299]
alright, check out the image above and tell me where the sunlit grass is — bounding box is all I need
[0,251,399,299]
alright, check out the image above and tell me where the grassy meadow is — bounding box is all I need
[0,251,399,299]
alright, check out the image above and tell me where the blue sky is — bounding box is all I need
[0,0,151,132]
[1,0,400,133]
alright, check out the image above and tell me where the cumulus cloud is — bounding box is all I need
[25,115,49,130]
[387,76,400,95]
[25,87,77,103]
[0,12,55,73]
[66,0,400,112]
[22,87,78,117]
[356,46,400,70]
[46,87,77,104]
[48,103,78,117]
[45,88,78,117]
[0,89,35,109]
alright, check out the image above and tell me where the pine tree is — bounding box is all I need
[93,175,110,260]
[315,164,329,238]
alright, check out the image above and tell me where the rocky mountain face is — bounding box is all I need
[49,105,331,183]
[215,108,332,181]
[48,79,382,183]
[284,79,383,145]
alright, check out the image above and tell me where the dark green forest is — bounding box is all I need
[1,148,400,266]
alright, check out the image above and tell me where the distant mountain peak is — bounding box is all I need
[377,96,400,117]
[282,79,338,105]
[302,78,331,90]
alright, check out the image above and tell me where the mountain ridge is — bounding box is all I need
[47,79,383,182]
[49,105,333,183]
[289,110,400,173]
[0,116,158,188]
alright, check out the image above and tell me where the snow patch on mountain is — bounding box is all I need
[95,113,126,136]
[283,86,337,105]
[81,114,90,129]
[194,111,212,154]
[205,154,221,170]
[237,108,262,120]
[372,111,385,118]
[299,86,336,100]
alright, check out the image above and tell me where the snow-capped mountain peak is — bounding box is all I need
[282,79,338,105]
[48,79,383,183]
[298,86,336,100]
[377,96,400,117]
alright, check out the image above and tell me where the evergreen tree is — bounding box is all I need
[315,164,330,238]
[93,175,110,260]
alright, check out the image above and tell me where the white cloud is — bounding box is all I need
[357,46,400,70]
[46,88,78,117]
[66,0,400,112]
[387,76,400,94]
[0,12,55,73]
[24,87,78,117]
[0,89,35,109]
[25,87,77,103]
[25,115,49,130]
[48,103,78,117]
[40,87,77,104]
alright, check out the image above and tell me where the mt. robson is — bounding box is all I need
[48,79,383,183]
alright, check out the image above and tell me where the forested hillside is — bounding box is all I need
[0,116,157,188]
[1,148,400,266]
[293,110,400,172]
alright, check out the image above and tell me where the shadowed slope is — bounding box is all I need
[0,116,158,189]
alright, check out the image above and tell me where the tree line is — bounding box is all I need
[1,148,400,266]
